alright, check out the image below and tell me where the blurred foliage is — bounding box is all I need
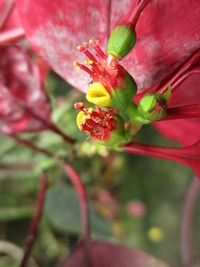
[0,71,199,267]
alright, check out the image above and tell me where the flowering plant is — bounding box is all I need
[0,0,200,266]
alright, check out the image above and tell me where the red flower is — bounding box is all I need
[12,0,200,177]
[0,45,51,134]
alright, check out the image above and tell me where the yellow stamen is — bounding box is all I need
[89,39,93,44]
[76,111,84,130]
[76,45,81,51]
[73,61,77,66]
[83,42,88,46]
[86,82,111,106]
[76,109,93,130]
[88,108,93,113]
[84,59,93,65]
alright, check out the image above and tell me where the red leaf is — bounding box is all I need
[154,64,200,145]
[0,46,51,134]
[154,119,200,146]
[14,0,200,93]
[0,0,22,30]
[63,240,172,267]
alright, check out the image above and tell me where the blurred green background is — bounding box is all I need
[0,72,199,267]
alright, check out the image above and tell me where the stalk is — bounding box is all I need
[0,27,25,45]
[0,0,14,30]
[181,176,200,267]
[127,0,152,28]
[123,142,200,179]
[19,173,48,267]
[63,164,90,241]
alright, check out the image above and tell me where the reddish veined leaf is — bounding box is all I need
[14,0,200,93]
[0,45,51,134]
[63,240,172,267]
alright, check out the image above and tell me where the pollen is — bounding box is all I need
[89,39,93,44]
[84,59,93,65]
[73,61,81,70]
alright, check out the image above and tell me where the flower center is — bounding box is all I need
[73,40,125,92]
[74,102,117,141]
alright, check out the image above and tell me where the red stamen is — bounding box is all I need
[74,61,93,76]
[84,50,97,62]
[91,40,106,59]
[74,102,84,110]
[76,106,117,141]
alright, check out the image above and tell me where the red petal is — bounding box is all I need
[15,0,200,93]
[15,0,111,92]
[0,46,51,134]
[0,1,22,31]
[63,240,171,267]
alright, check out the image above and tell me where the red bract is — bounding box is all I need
[14,0,200,93]
[0,0,25,45]
[63,240,171,267]
[14,0,200,144]
[0,46,51,134]
[0,0,21,30]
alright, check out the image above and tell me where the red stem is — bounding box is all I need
[63,164,89,241]
[128,0,151,28]
[0,27,25,45]
[134,50,200,103]
[162,104,200,120]
[123,142,200,178]
[5,88,76,144]
[9,134,53,158]
[19,172,48,267]
[168,67,200,95]
[0,0,14,30]
[181,177,200,267]
[24,106,76,144]
[63,164,93,266]
[158,51,200,94]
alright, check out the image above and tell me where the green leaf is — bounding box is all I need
[44,184,111,237]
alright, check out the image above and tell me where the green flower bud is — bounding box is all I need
[137,93,168,122]
[107,24,136,59]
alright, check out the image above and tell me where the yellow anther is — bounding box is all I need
[84,59,93,65]
[86,82,111,106]
[83,41,88,46]
[76,45,81,51]
[73,61,80,70]
[88,108,93,114]
[87,60,93,65]
[89,39,93,44]
[76,109,93,130]
[76,111,84,130]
